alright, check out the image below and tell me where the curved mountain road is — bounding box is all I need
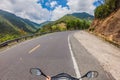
[0,31,111,80]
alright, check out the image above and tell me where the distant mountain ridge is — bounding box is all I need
[39,21,52,27]
[37,12,92,33]
[40,14,79,27]
[70,12,94,20]
[40,12,93,28]
[21,19,41,28]
[0,10,39,34]
[0,9,41,43]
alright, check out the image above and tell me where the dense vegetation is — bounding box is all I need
[95,0,120,19]
[37,15,92,33]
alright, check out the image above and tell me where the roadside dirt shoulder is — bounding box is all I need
[74,31,120,80]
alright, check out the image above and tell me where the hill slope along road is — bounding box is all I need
[0,31,110,80]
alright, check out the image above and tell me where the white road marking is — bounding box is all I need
[68,36,82,80]
[28,44,40,54]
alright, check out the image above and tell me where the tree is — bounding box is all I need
[115,0,120,10]
[94,0,118,19]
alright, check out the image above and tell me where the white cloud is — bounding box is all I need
[51,0,96,21]
[0,0,50,23]
[67,0,96,15]
[51,5,70,20]
[0,0,96,23]
[50,1,57,8]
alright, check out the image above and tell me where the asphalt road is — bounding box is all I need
[0,31,111,80]
[70,35,114,80]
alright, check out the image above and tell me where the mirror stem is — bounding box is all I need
[42,73,49,78]
[78,77,82,80]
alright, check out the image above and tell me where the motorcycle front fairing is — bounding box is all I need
[51,73,78,80]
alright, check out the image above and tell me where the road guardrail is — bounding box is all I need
[0,32,51,48]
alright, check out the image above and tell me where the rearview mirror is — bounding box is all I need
[30,68,48,78]
[81,71,98,78]
[30,68,42,76]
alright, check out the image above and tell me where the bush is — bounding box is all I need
[95,4,111,18]
[95,0,118,19]
[66,19,91,30]
[0,34,18,43]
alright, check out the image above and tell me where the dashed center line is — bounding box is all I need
[28,44,40,54]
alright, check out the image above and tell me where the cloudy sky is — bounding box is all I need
[0,0,100,23]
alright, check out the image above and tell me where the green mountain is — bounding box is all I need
[0,16,20,35]
[0,10,39,43]
[40,12,93,27]
[70,12,94,20]
[21,19,41,29]
[37,13,92,33]
[55,15,79,23]
[39,15,79,28]
[39,21,52,27]
[41,12,93,27]
[0,10,38,34]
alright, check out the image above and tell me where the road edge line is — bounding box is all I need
[68,35,82,80]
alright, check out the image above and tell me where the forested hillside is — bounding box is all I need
[37,13,93,33]
[0,10,39,43]
[90,0,120,46]
[94,0,120,19]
